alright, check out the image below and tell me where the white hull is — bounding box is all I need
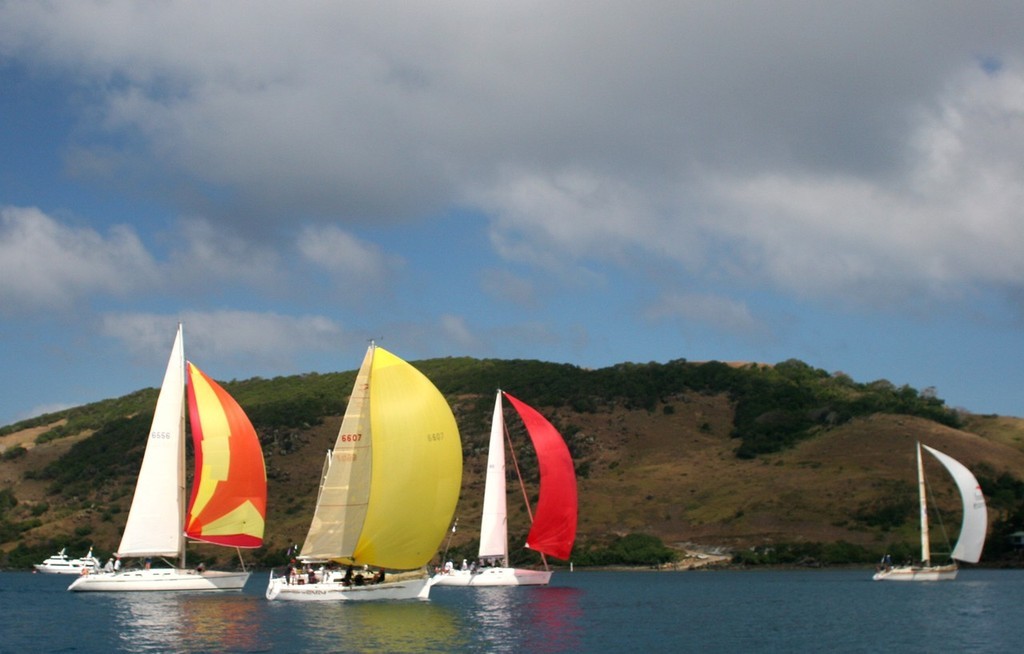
[432,567,552,587]
[265,571,433,601]
[34,549,100,575]
[872,564,958,582]
[67,568,250,592]
[34,560,100,575]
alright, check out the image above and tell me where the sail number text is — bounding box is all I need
[339,433,363,443]
[150,430,173,440]
[426,432,445,442]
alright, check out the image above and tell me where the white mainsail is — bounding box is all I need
[116,324,186,560]
[478,392,509,563]
[921,443,988,563]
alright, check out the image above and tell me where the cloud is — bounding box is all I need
[0,206,158,313]
[100,310,344,369]
[2,2,1023,320]
[438,314,481,353]
[474,59,1024,314]
[170,218,287,290]
[0,207,295,314]
[646,292,765,337]
[7,1,1001,225]
[296,224,400,289]
[479,268,539,309]
[699,62,1024,308]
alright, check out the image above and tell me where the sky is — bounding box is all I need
[1,1,1023,426]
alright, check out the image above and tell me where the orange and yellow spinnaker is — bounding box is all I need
[185,362,267,548]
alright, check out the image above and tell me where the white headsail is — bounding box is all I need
[921,444,988,563]
[478,392,509,563]
[116,324,186,559]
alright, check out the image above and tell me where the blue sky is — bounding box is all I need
[1,2,1023,426]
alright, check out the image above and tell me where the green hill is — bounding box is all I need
[2,356,1023,570]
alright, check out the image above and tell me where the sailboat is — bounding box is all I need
[873,441,987,581]
[69,324,266,592]
[265,344,463,601]
[434,390,577,587]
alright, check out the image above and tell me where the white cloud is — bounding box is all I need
[0,206,157,312]
[2,1,1024,318]
[171,218,287,290]
[101,310,344,368]
[0,208,295,314]
[8,1,1013,226]
[699,62,1024,307]
[296,224,399,285]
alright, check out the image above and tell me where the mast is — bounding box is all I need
[178,323,187,569]
[917,441,930,566]
[500,411,511,568]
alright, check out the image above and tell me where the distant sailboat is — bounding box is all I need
[265,344,463,601]
[434,390,577,587]
[873,441,987,581]
[69,324,266,592]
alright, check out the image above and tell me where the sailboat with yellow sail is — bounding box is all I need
[265,344,462,601]
[69,324,266,592]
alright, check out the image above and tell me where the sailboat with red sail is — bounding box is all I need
[434,390,577,586]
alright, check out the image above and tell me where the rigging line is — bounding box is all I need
[441,517,458,563]
[924,462,954,558]
[504,403,535,524]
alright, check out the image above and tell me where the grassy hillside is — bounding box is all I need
[2,356,1023,569]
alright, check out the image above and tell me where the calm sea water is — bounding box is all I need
[1,568,1021,653]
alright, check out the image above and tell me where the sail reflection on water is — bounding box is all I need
[469,585,584,653]
[111,592,261,653]
[287,600,463,652]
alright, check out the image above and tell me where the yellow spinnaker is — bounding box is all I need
[353,347,462,569]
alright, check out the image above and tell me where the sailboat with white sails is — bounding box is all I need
[433,390,577,587]
[264,344,463,601]
[69,324,267,592]
[873,441,987,581]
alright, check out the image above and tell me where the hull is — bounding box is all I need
[67,568,250,592]
[432,567,552,587]
[35,560,100,575]
[872,564,958,582]
[265,571,432,601]
[34,550,100,575]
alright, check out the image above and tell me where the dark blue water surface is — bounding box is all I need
[2,568,1021,653]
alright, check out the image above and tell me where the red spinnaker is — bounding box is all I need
[503,392,578,560]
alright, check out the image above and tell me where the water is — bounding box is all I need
[2,569,1022,653]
